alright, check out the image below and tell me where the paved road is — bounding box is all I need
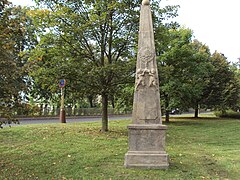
[4,115,132,126]
[2,111,213,127]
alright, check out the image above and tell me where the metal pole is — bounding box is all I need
[60,88,66,123]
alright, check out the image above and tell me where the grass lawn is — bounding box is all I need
[1,116,240,179]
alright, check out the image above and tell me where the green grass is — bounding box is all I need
[1,116,240,179]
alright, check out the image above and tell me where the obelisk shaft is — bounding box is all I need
[132,0,162,124]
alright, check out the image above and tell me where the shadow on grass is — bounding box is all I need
[163,121,203,126]
[171,117,218,120]
[162,117,220,127]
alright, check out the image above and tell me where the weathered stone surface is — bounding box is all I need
[128,125,167,152]
[142,0,150,5]
[124,152,169,169]
[125,125,169,169]
[124,0,169,169]
[132,0,162,125]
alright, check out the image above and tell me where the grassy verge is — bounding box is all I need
[1,117,240,179]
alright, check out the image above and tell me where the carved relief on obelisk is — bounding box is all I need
[133,45,161,123]
[135,47,158,91]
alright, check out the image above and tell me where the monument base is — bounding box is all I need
[124,124,169,169]
[125,151,169,169]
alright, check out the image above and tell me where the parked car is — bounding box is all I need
[170,108,181,114]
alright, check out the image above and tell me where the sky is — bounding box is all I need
[9,0,240,63]
[160,0,240,63]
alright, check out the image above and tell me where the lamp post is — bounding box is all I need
[59,79,66,123]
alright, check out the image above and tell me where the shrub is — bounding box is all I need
[0,107,19,128]
[215,110,240,119]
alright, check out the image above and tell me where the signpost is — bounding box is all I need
[59,79,66,123]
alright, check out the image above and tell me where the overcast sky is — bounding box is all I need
[161,0,240,63]
[9,0,240,63]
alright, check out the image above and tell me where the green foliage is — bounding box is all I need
[0,110,19,128]
[114,85,135,113]
[156,27,212,120]
[215,110,240,119]
[0,1,37,124]
[156,25,240,120]
[202,52,240,111]
[1,118,240,178]
[28,0,141,95]
[234,66,240,109]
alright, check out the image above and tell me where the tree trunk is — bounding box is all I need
[165,110,170,123]
[88,95,94,108]
[101,93,108,132]
[194,104,199,118]
[39,104,43,116]
[110,96,115,108]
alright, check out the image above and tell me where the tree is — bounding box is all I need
[0,1,37,127]
[233,64,240,111]
[156,28,192,122]
[202,52,240,113]
[188,40,212,118]
[28,0,179,131]
[155,27,213,121]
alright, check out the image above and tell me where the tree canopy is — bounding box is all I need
[27,0,179,131]
[0,1,37,127]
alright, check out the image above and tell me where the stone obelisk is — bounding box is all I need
[124,0,169,169]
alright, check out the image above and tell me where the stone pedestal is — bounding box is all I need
[124,124,169,169]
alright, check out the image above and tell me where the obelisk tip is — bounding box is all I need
[142,0,150,5]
